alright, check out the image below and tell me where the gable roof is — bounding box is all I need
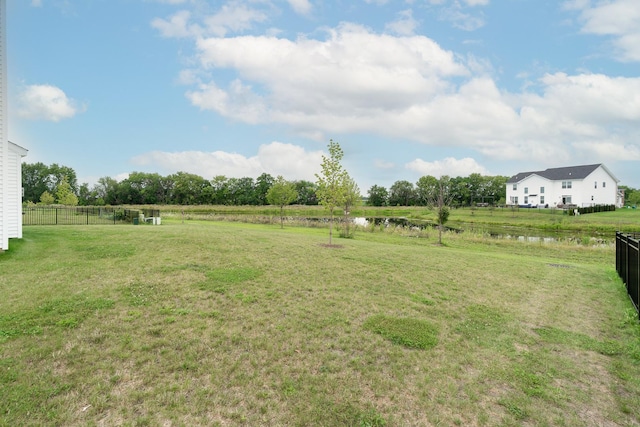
[8,141,28,156]
[507,164,612,184]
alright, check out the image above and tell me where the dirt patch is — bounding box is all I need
[547,263,573,268]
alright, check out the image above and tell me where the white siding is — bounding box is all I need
[506,175,552,207]
[7,144,26,238]
[584,166,618,206]
[0,0,8,251]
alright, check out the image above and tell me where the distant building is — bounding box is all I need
[506,164,622,208]
[1,0,28,251]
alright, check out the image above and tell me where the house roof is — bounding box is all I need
[507,164,613,184]
[8,141,28,156]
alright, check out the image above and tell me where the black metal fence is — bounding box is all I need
[23,206,141,226]
[616,231,640,319]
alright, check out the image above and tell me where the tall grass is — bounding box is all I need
[1,222,639,426]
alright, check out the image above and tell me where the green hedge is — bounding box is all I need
[568,205,616,216]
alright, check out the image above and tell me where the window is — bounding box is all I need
[524,187,528,194]
[562,181,572,189]
[540,187,545,194]
[524,196,529,204]
[513,184,517,191]
[511,196,518,204]
[540,196,545,204]
[603,182,606,188]
[562,196,572,204]
[595,181,597,189]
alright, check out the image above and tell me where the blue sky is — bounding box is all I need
[7,0,640,193]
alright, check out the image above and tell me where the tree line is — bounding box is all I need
[22,162,509,207]
[23,160,640,208]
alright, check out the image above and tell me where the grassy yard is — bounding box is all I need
[1,221,639,426]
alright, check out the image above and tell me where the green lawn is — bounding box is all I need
[1,222,639,426]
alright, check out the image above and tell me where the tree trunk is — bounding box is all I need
[329,207,334,245]
[280,205,284,229]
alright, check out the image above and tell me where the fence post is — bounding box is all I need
[636,238,640,321]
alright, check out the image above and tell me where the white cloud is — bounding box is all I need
[17,84,83,122]
[30,0,43,7]
[287,0,312,15]
[572,0,640,62]
[202,3,269,37]
[188,22,468,137]
[151,10,200,38]
[439,6,486,31]
[374,159,396,170]
[152,3,269,39]
[463,0,489,5]
[406,157,489,177]
[131,141,324,181]
[166,18,640,167]
[385,9,419,36]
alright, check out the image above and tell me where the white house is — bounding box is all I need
[0,0,8,251]
[506,164,622,208]
[1,0,28,251]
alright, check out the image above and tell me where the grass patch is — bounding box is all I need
[0,295,114,342]
[0,222,638,425]
[363,314,439,349]
[534,326,623,356]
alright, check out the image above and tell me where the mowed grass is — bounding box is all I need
[1,222,639,426]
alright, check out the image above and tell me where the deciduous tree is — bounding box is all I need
[315,140,349,245]
[55,176,79,206]
[388,180,416,206]
[39,191,54,205]
[266,176,298,228]
[341,176,361,238]
[367,185,388,206]
[428,176,453,245]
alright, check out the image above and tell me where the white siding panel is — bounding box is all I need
[7,148,19,237]
[0,0,8,251]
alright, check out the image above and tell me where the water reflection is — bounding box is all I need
[352,217,611,245]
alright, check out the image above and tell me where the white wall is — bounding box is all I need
[7,143,26,238]
[581,166,618,206]
[507,175,552,206]
[0,0,8,251]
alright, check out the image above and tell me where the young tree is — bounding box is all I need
[55,176,79,206]
[341,176,361,238]
[428,176,454,245]
[266,176,298,228]
[39,191,55,205]
[315,139,349,245]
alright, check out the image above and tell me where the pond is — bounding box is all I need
[353,217,613,245]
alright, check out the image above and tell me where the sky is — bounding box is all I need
[6,0,640,193]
